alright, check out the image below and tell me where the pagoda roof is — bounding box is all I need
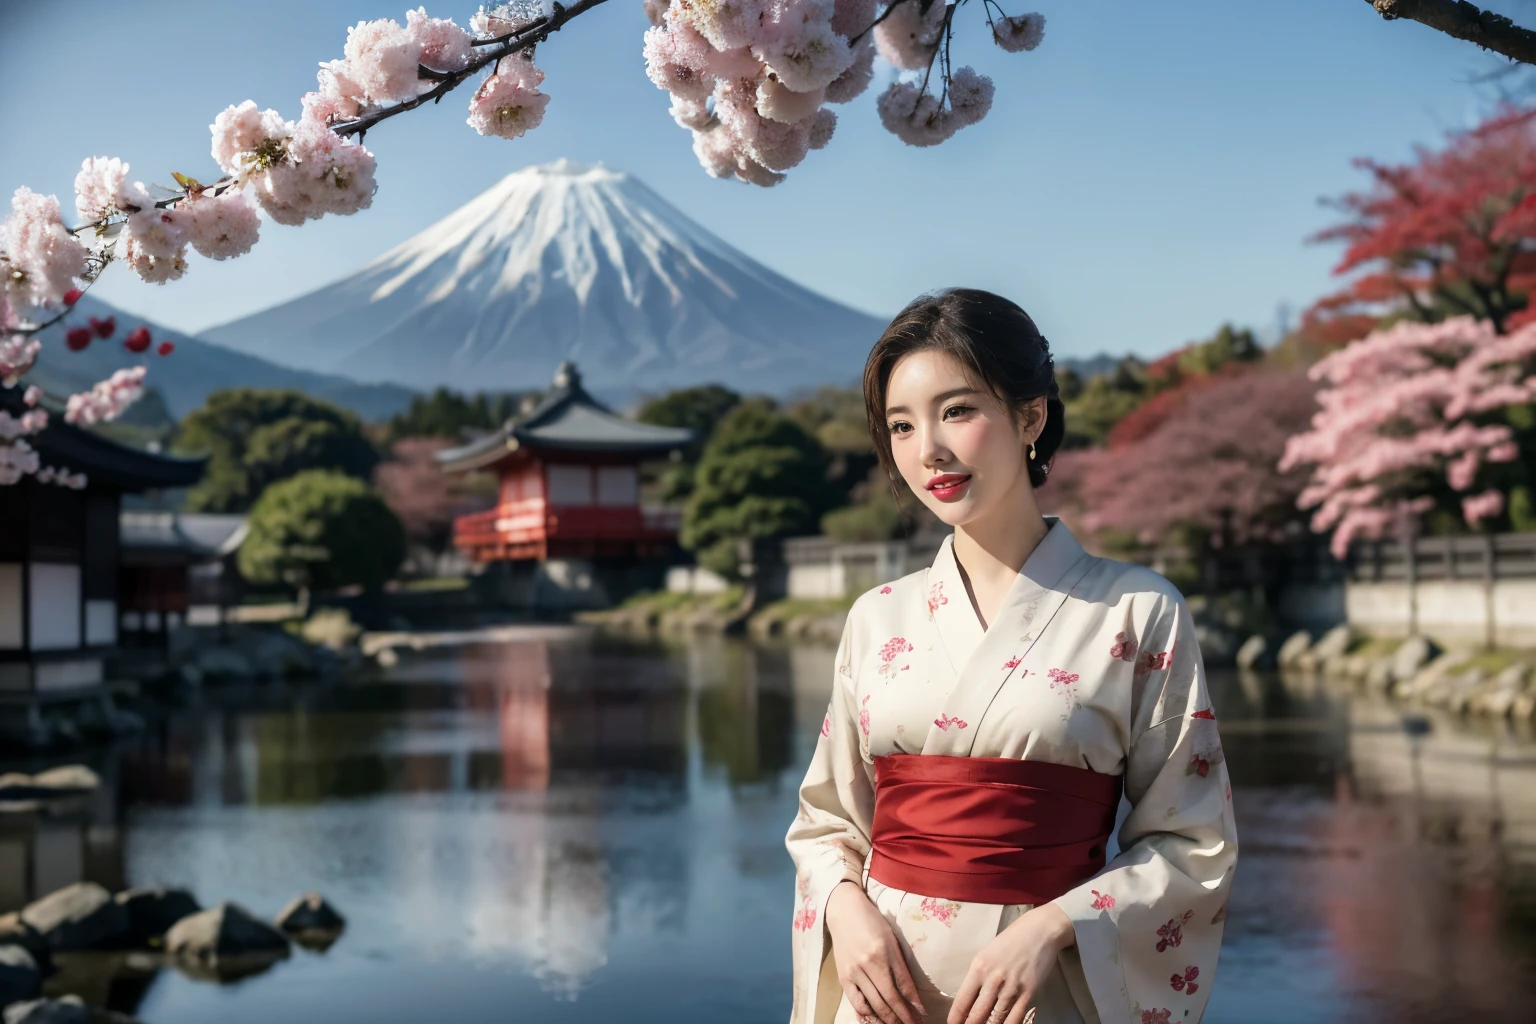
[120,512,248,560]
[436,362,693,473]
[1,386,206,492]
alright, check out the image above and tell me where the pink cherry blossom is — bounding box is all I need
[824,36,875,103]
[752,5,852,93]
[406,7,474,72]
[1,335,41,383]
[338,17,424,105]
[1280,317,1536,556]
[120,235,187,285]
[993,13,1046,53]
[0,439,39,486]
[673,0,768,51]
[873,0,945,70]
[210,102,292,178]
[0,188,89,305]
[466,57,550,140]
[22,385,41,407]
[124,207,187,261]
[254,121,377,225]
[65,366,146,426]
[829,0,878,38]
[74,156,151,223]
[1463,489,1505,525]
[185,189,262,260]
[0,408,47,442]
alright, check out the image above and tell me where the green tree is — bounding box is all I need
[383,387,524,442]
[682,400,832,576]
[239,470,406,604]
[175,389,379,512]
[636,384,741,502]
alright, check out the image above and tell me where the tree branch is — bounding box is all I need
[1365,0,1536,65]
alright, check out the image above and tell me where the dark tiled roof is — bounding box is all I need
[437,362,693,473]
[0,385,206,491]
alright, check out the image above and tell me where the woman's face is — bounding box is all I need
[883,349,1041,528]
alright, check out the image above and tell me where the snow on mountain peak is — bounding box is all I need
[203,161,886,397]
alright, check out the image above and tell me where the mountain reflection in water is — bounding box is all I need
[1,630,1532,1023]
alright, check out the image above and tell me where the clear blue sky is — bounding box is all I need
[0,0,1528,362]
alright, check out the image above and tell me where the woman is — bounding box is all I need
[786,289,1237,1024]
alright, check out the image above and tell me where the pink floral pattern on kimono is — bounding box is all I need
[1156,910,1194,952]
[792,875,817,933]
[926,581,948,619]
[1090,889,1115,910]
[858,695,871,736]
[914,896,961,926]
[933,714,968,731]
[1003,656,1021,671]
[1110,631,1139,661]
[1170,965,1200,994]
[820,714,831,738]
[879,585,892,594]
[1141,1010,1172,1024]
[1047,667,1081,713]
[1137,648,1173,675]
[876,637,914,678]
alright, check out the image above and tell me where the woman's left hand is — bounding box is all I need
[946,903,1075,1024]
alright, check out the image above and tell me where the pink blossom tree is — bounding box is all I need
[1051,369,1320,547]
[0,1,1050,488]
[1279,317,1536,556]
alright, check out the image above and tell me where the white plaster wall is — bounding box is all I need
[28,563,80,651]
[1344,582,1414,639]
[1493,580,1536,648]
[787,563,846,601]
[85,599,116,647]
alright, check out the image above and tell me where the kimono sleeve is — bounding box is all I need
[1052,592,1238,1024]
[785,611,876,1024]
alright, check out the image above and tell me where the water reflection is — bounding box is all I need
[0,631,1531,1022]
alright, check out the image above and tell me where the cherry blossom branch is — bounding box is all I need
[1363,0,1536,65]
[337,0,612,141]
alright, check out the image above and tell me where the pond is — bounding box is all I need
[4,628,1535,1023]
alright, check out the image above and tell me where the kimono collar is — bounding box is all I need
[926,517,1089,677]
[922,517,1096,756]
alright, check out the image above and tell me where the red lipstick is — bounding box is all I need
[925,473,972,502]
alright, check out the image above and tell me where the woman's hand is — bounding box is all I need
[825,880,926,1024]
[947,903,1075,1024]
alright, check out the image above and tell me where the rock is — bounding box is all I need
[165,903,290,965]
[1308,629,1357,669]
[1194,624,1238,666]
[0,945,40,1006]
[1365,657,1396,694]
[2,996,139,1024]
[1391,635,1439,683]
[1277,630,1313,669]
[374,646,399,669]
[20,884,129,951]
[274,892,345,936]
[0,914,52,974]
[1235,635,1269,670]
[113,888,200,946]
[3,997,89,1024]
[194,646,255,682]
[1399,651,1467,700]
[1446,668,1488,713]
[29,766,100,792]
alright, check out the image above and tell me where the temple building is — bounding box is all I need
[436,362,692,608]
[0,386,205,737]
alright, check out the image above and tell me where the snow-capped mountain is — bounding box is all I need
[203,160,888,396]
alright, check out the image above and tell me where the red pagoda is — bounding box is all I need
[436,362,693,564]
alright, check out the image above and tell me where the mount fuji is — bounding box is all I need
[203,160,888,396]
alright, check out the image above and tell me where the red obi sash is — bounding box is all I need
[868,754,1122,905]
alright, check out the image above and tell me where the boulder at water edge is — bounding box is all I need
[165,903,290,964]
[2,995,140,1024]
[1392,635,1439,683]
[1276,630,1312,669]
[1310,625,1354,669]
[19,884,128,951]
[1235,635,1269,670]
[0,945,40,1006]
[274,892,345,934]
[113,887,201,946]
[0,914,52,973]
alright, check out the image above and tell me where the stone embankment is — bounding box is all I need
[1240,625,1536,720]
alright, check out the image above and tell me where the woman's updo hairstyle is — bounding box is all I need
[862,288,1064,490]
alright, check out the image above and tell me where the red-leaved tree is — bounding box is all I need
[1057,369,1319,546]
[1305,107,1536,343]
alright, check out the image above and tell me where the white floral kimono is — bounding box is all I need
[786,520,1237,1024]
